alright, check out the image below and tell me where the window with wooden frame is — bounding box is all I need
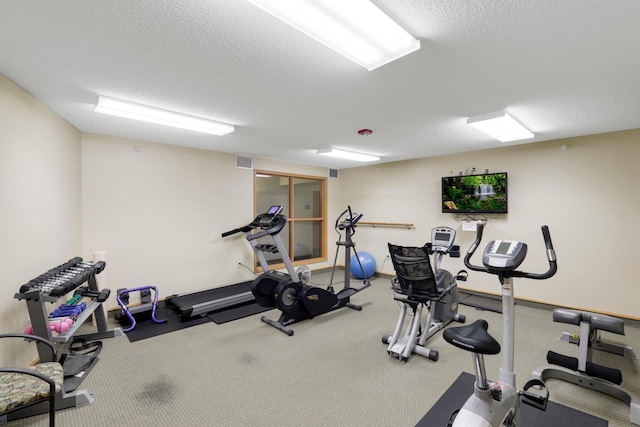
[254,171,327,270]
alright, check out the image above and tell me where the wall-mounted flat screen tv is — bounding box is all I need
[442,172,508,214]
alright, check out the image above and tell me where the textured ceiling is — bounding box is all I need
[1,0,639,169]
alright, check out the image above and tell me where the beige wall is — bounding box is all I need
[0,74,82,365]
[81,135,334,307]
[337,131,640,319]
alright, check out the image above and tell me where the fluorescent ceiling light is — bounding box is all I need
[467,111,534,142]
[317,148,380,162]
[246,0,420,71]
[94,96,234,136]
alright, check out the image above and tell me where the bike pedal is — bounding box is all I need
[490,385,502,402]
[520,378,549,411]
[447,409,459,427]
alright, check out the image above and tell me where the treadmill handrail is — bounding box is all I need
[221,225,253,238]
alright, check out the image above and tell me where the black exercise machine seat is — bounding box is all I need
[387,244,438,300]
[443,319,501,355]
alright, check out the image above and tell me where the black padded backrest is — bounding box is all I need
[388,243,437,299]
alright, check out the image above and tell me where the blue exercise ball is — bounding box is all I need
[350,252,376,279]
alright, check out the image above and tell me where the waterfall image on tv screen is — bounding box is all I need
[442,172,508,214]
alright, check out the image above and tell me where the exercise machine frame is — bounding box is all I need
[253,206,371,336]
[443,224,557,426]
[382,226,466,362]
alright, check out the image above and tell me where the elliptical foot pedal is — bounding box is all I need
[336,288,357,299]
[520,378,549,411]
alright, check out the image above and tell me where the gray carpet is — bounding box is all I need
[9,271,640,426]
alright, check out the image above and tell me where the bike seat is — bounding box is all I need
[443,319,501,355]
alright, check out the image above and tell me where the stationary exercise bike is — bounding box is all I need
[382,226,467,362]
[252,206,371,336]
[443,224,557,426]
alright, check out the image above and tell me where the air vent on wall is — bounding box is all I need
[235,154,253,169]
[329,168,339,179]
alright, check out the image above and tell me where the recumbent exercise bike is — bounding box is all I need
[443,223,557,427]
[252,206,371,336]
[382,226,467,362]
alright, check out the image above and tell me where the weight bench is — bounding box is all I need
[532,308,640,425]
[553,308,638,360]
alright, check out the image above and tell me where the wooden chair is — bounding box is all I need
[0,333,64,427]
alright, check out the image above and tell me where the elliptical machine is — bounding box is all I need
[252,206,371,336]
[443,224,557,426]
[382,226,467,362]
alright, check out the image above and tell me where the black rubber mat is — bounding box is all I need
[120,304,212,342]
[207,301,273,324]
[416,372,607,427]
[460,291,503,313]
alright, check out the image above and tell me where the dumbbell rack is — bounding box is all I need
[13,257,124,412]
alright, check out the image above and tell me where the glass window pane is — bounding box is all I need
[293,220,322,261]
[255,174,289,216]
[293,177,322,218]
[255,171,326,269]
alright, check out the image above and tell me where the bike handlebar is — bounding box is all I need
[463,223,486,273]
[464,223,558,279]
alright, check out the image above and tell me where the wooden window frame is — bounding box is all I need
[254,170,327,271]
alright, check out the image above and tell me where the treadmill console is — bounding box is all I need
[431,227,456,253]
[482,240,528,271]
[258,205,283,225]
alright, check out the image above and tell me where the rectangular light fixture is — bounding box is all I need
[317,148,380,162]
[94,96,234,136]
[246,0,420,71]
[467,111,534,142]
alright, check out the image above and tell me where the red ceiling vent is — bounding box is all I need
[358,128,373,136]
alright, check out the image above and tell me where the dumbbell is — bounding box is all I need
[66,294,83,306]
[92,261,106,274]
[24,317,73,334]
[50,301,86,317]
[74,286,110,302]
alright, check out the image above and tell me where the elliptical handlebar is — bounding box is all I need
[464,223,558,280]
[335,207,350,231]
[336,205,363,232]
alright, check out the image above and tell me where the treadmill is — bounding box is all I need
[166,206,288,319]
